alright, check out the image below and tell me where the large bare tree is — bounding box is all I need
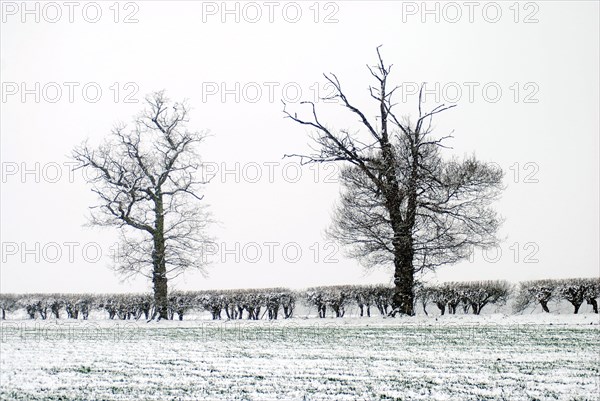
[283,48,503,316]
[73,91,212,320]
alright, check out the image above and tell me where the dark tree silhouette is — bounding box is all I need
[284,47,503,315]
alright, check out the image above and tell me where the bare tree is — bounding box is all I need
[283,47,503,315]
[73,91,212,320]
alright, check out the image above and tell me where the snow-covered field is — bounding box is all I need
[1,314,599,400]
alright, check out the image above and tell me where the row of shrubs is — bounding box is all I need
[0,285,391,321]
[0,278,597,320]
[304,278,600,317]
[512,278,599,314]
[0,288,297,321]
[416,281,512,315]
[417,278,599,315]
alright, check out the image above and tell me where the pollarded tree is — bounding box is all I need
[247,290,264,320]
[280,291,297,319]
[73,91,213,320]
[372,285,394,316]
[234,289,261,320]
[353,285,376,317]
[415,285,432,316]
[199,291,224,320]
[513,279,556,313]
[324,286,351,318]
[284,48,503,316]
[428,285,449,316]
[222,290,240,320]
[46,295,64,319]
[168,291,195,320]
[262,288,292,320]
[0,294,18,320]
[460,281,511,315]
[129,293,153,320]
[97,294,116,319]
[265,291,280,320]
[305,288,327,318]
[65,294,82,319]
[557,278,591,314]
[445,283,464,315]
[17,295,40,319]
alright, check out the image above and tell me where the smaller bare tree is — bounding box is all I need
[73,91,213,320]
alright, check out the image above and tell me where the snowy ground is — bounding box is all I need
[1,314,599,400]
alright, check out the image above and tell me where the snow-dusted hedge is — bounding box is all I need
[513,279,557,313]
[348,285,394,317]
[1,278,598,320]
[304,285,395,318]
[189,288,298,320]
[305,285,349,318]
[0,293,18,320]
[513,277,600,314]
[418,281,512,315]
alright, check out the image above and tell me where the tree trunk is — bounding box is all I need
[389,131,419,317]
[389,203,416,316]
[587,298,598,314]
[391,245,415,316]
[380,100,416,318]
[152,271,168,319]
[572,302,582,314]
[152,195,169,320]
[540,300,550,313]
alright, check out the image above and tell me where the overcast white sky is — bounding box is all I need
[1,1,598,294]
